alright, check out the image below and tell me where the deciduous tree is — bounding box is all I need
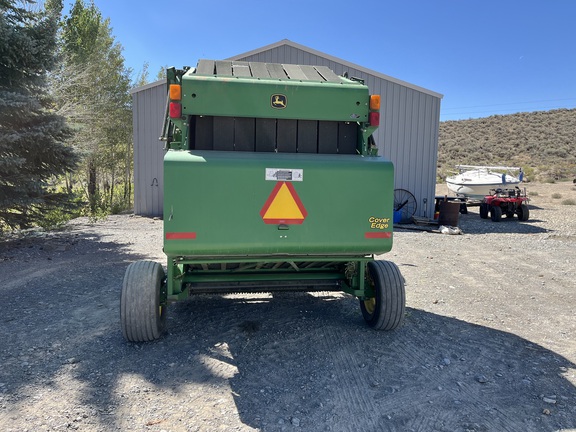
[58,0,132,214]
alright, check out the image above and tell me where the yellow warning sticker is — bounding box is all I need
[260,182,307,224]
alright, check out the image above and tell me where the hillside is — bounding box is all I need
[438,108,576,182]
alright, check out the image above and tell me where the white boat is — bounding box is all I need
[446,165,523,198]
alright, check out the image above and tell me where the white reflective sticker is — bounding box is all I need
[265,168,303,182]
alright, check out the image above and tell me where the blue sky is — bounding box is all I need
[83,0,576,121]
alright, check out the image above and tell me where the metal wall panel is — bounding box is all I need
[132,43,442,219]
[234,46,442,218]
[132,81,165,216]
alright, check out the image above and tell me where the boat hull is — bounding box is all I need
[446,169,520,198]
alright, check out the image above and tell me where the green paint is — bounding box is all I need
[161,60,394,300]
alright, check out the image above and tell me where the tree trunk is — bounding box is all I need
[110,171,115,210]
[88,160,97,213]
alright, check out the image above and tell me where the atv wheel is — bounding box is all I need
[490,205,502,222]
[479,203,488,219]
[517,203,530,221]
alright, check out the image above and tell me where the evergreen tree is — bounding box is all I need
[0,0,78,230]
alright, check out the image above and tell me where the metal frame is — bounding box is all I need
[165,256,372,302]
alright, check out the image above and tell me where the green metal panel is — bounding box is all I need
[163,151,394,258]
[161,61,391,300]
[180,75,370,122]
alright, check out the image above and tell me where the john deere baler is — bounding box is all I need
[121,60,405,342]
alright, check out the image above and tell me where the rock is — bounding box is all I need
[542,397,556,404]
[475,375,489,383]
[291,417,300,427]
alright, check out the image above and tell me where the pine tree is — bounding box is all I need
[0,0,78,230]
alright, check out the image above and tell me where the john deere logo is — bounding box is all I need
[271,94,287,109]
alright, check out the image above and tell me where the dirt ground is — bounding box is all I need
[1,182,575,432]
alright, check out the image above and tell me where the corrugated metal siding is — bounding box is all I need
[132,44,441,219]
[235,46,441,218]
[132,81,165,216]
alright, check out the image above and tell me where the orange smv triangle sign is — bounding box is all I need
[260,181,307,224]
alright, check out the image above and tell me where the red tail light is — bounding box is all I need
[369,111,380,126]
[169,102,182,119]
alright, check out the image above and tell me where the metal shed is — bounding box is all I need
[132,39,443,218]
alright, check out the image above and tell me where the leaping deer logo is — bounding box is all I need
[271,94,287,109]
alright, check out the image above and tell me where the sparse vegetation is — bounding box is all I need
[439,109,576,182]
[562,199,576,205]
[552,193,562,199]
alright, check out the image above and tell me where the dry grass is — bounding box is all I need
[438,108,576,182]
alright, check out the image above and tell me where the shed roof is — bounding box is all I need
[131,40,443,100]
[228,39,443,99]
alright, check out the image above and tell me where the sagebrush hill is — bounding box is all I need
[438,108,576,182]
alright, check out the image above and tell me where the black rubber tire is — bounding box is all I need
[479,203,489,219]
[490,205,502,222]
[517,203,530,221]
[360,260,405,330]
[121,260,166,342]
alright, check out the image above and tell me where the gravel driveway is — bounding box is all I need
[1,182,575,432]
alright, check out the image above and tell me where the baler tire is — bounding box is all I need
[490,206,502,222]
[517,203,530,221]
[360,260,405,331]
[479,203,488,219]
[121,260,166,342]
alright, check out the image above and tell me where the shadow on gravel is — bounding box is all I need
[0,230,152,428]
[457,212,550,235]
[209,297,575,432]
[396,211,551,236]
[1,236,575,431]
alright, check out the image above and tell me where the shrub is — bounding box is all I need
[529,191,539,196]
[36,192,85,230]
[561,199,576,205]
[551,193,562,199]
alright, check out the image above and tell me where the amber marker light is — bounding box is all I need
[369,94,381,110]
[170,84,182,101]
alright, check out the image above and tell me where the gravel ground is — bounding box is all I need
[0,182,575,432]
